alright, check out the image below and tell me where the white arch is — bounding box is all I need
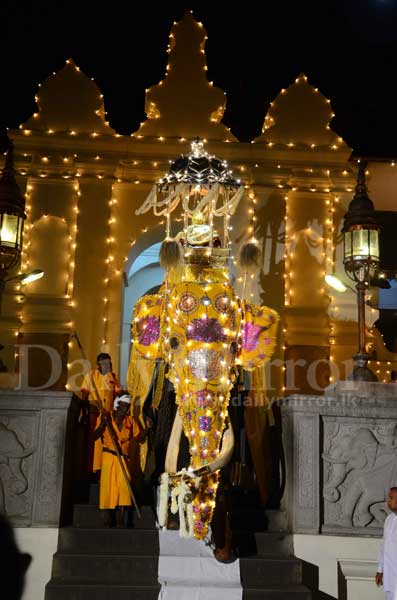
[119,242,165,386]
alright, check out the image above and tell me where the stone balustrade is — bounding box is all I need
[0,390,79,527]
[282,381,397,536]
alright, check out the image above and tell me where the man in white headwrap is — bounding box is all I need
[376,487,397,599]
[94,394,146,527]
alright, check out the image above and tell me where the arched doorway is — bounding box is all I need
[119,242,164,385]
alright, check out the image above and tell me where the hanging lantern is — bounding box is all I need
[0,141,26,275]
[342,160,380,283]
[341,160,379,382]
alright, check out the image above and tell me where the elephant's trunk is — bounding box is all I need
[323,462,349,502]
[322,453,348,465]
[8,458,29,496]
[7,448,33,460]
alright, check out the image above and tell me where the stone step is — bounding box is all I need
[234,531,293,557]
[88,482,100,505]
[242,585,311,599]
[88,481,155,506]
[51,553,159,585]
[45,582,160,600]
[231,508,288,532]
[72,504,157,529]
[45,582,310,600]
[58,527,159,555]
[264,510,288,531]
[239,557,302,587]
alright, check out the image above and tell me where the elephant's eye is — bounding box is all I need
[170,337,179,349]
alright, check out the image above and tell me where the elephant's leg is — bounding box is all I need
[354,491,376,527]
[342,479,364,526]
[8,459,28,495]
[165,412,183,473]
[370,501,388,525]
[355,485,386,527]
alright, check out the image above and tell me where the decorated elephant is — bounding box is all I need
[127,139,279,539]
[323,427,397,526]
[0,422,33,513]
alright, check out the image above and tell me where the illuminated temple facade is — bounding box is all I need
[2,14,396,392]
[2,11,397,600]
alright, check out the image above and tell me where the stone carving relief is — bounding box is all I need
[297,419,315,508]
[322,421,397,529]
[35,413,64,523]
[0,420,33,518]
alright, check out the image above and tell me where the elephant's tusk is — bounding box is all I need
[164,415,234,475]
[205,422,234,473]
[165,412,183,473]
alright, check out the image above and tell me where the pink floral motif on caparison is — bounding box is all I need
[243,321,262,352]
[187,318,225,343]
[137,315,160,346]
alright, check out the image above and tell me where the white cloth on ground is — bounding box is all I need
[157,529,242,600]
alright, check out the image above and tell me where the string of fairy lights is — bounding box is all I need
[20,184,33,274]
[7,12,397,389]
[14,152,368,191]
[102,187,116,346]
[68,182,80,300]
[326,193,337,382]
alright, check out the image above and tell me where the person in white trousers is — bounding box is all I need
[376,487,397,599]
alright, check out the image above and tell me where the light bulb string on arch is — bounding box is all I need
[20,182,33,274]
[10,141,369,194]
[13,169,367,195]
[19,120,351,153]
[19,179,79,303]
[67,181,80,302]
[326,193,336,379]
[102,186,118,346]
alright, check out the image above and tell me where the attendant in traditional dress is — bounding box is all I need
[80,353,123,476]
[93,394,146,527]
[376,487,397,599]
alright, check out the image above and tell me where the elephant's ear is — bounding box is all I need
[132,293,164,361]
[127,344,157,410]
[240,302,279,370]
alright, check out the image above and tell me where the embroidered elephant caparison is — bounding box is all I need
[129,274,279,539]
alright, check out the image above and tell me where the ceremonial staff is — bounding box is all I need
[71,332,141,518]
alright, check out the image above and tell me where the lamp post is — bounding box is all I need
[342,160,379,381]
[0,141,26,309]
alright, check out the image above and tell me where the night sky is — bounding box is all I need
[2,1,397,157]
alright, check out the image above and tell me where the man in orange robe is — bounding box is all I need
[94,394,145,527]
[80,353,123,476]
